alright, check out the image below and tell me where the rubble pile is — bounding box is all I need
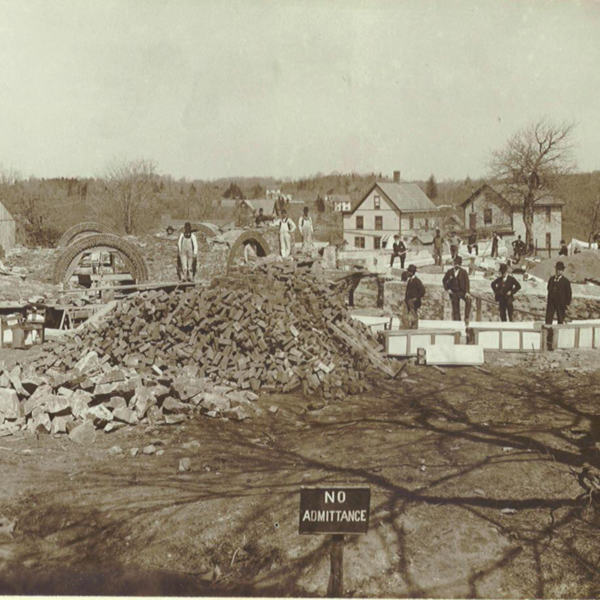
[0,263,392,437]
[530,251,600,283]
[0,358,260,438]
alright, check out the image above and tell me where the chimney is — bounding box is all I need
[393,170,401,184]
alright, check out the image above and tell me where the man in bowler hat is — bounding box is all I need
[546,261,572,324]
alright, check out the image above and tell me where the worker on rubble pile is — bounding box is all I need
[491,263,521,322]
[404,264,425,329]
[432,229,444,266]
[298,207,314,254]
[448,232,460,261]
[177,222,198,281]
[277,209,296,258]
[545,261,572,325]
[442,255,471,321]
[390,234,407,268]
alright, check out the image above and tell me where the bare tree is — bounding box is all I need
[97,159,159,234]
[490,119,575,251]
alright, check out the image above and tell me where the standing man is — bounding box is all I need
[278,209,296,258]
[546,261,572,324]
[390,234,407,268]
[404,264,425,329]
[558,239,569,256]
[442,255,471,321]
[512,235,524,262]
[491,263,521,322]
[491,231,500,258]
[467,230,478,255]
[448,232,460,261]
[177,222,198,281]
[432,229,444,266]
[298,207,314,254]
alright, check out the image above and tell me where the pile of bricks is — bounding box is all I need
[48,262,390,397]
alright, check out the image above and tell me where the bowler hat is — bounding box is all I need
[499,263,508,273]
[556,261,565,270]
[407,264,417,273]
[453,256,462,265]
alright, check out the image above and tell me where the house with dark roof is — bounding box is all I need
[461,183,563,249]
[343,176,440,250]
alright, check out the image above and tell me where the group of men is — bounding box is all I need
[400,255,572,327]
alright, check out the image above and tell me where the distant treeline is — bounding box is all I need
[1,169,599,247]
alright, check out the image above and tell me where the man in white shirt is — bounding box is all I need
[177,222,198,281]
[298,207,314,254]
[277,210,296,258]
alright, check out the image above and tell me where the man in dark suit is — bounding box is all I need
[442,255,471,321]
[404,264,425,328]
[491,231,499,258]
[546,261,572,324]
[491,263,521,321]
[390,234,407,268]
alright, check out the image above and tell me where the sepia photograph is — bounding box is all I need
[0,0,599,597]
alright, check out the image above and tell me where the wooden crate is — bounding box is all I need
[385,329,461,357]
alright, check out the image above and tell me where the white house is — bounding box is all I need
[343,178,440,250]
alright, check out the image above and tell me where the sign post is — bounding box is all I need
[299,487,370,598]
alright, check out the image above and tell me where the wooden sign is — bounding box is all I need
[299,487,370,534]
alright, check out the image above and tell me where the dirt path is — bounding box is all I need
[1,359,599,597]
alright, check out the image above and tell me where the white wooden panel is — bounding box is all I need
[501,331,521,350]
[424,344,484,365]
[578,327,593,348]
[556,328,576,349]
[522,331,541,350]
[435,334,457,346]
[477,331,500,349]
[387,335,408,356]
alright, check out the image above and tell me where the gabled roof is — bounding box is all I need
[460,183,512,211]
[351,182,439,215]
[499,187,565,207]
[463,182,565,209]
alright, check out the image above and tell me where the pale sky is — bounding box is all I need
[1,0,599,181]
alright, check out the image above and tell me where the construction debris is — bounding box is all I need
[0,263,397,438]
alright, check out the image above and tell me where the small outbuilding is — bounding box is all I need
[0,200,16,253]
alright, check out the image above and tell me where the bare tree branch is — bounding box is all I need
[489,119,576,251]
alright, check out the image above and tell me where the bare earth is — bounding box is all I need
[0,348,599,597]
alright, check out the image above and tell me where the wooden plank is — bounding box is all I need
[422,344,484,366]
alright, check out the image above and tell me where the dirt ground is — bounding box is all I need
[1,347,599,597]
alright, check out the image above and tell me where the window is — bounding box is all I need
[484,208,492,224]
[409,216,414,229]
[374,195,381,209]
[425,218,429,231]
[354,236,365,249]
[546,206,552,223]
[375,216,383,230]
[374,236,381,250]
[356,215,364,230]
[546,233,551,249]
